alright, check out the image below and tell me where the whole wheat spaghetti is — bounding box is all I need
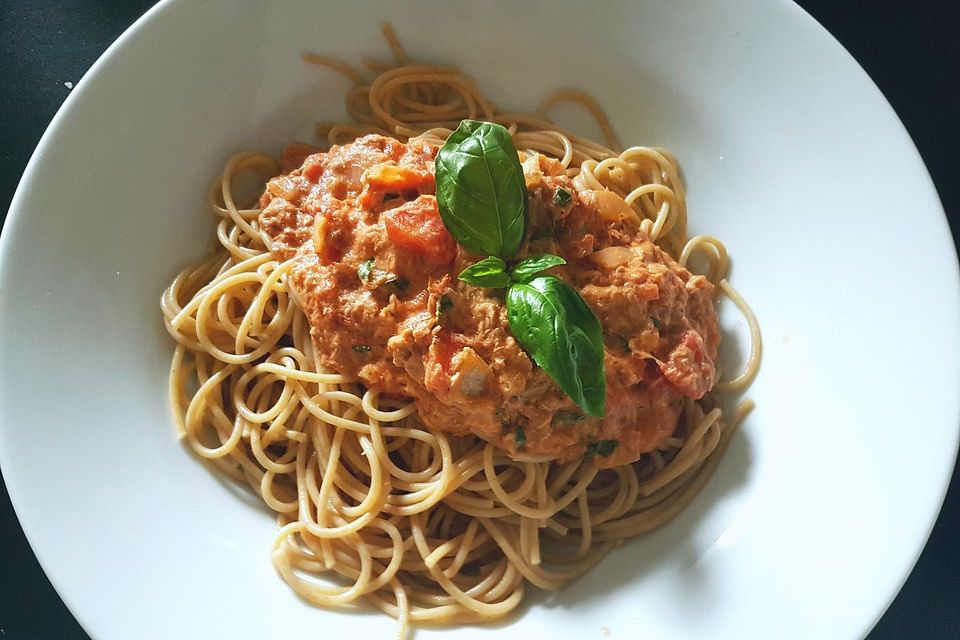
[161,24,760,639]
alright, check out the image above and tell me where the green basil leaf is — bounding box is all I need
[510,253,566,284]
[459,256,512,289]
[435,120,527,258]
[553,187,572,207]
[506,276,605,417]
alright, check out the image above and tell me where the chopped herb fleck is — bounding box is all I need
[553,187,572,207]
[352,345,372,354]
[607,333,630,353]
[515,426,527,449]
[552,410,586,428]
[357,259,375,283]
[386,277,409,293]
[530,225,554,241]
[436,294,454,316]
[586,439,619,457]
[383,192,400,200]
[596,439,618,456]
[650,316,661,330]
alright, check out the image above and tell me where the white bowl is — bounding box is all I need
[2,1,957,638]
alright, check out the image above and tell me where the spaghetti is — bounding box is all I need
[161,24,760,638]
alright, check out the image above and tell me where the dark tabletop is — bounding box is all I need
[1,1,958,638]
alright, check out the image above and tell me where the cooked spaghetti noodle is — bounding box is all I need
[161,24,760,638]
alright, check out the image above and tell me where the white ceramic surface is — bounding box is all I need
[2,1,958,638]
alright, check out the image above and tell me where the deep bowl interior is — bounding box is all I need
[1,1,957,638]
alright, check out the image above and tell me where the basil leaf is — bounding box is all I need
[506,276,605,417]
[435,120,527,258]
[510,253,566,284]
[553,187,572,207]
[459,256,512,289]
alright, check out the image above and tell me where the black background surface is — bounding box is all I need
[1,1,958,638]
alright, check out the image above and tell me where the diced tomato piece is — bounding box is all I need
[364,164,434,191]
[660,331,714,399]
[382,195,456,265]
[424,330,459,394]
[433,331,457,373]
[358,184,378,209]
[302,155,325,182]
[404,141,439,163]
[312,212,339,263]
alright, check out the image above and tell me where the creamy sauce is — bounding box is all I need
[258,135,718,467]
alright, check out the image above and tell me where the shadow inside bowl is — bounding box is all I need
[507,428,754,619]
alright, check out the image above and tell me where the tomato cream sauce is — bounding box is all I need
[259,135,718,467]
